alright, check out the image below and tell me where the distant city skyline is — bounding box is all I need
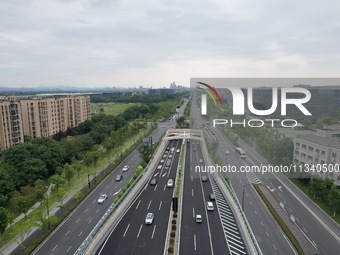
[1,0,340,88]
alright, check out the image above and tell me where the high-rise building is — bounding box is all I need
[0,96,24,152]
[0,95,91,153]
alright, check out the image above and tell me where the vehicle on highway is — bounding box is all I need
[225,150,230,155]
[206,201,214,211]
[201,176,208,182]
[193,147,196,152]
[176,149,180,153]
[170,147,175,153]
[163,125,166,128]
[167,179,174,188]
[150,178,157,186]
[199,159,203,164]
[116,174,123,181]
[97,194,108,204]
[195,214,202,223]
[145,213,154,225]
[169,154,173,158]
[122,165,129,172]
[235,147,246,159]
[160,159,165,163]
[209,193,215,201]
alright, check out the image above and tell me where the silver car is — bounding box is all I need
[97,194,108,204]
[145,213,154,225]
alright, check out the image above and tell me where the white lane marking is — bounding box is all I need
[303,228,308,233]
[194,234,197,250]
[147,200,152,210]
[192,189,194,197]
[106,185,109,189]
[51,245,58,252]
[151,225,156,239]
[273,244,277,250]
[260,221,263,226]
[154,172,159,177]
[76,218,80,223]
[88,219,92,224]
[266,232,269,237]
[96,209,99,213]
[164,184,166,191]
[136,200,141,210]
[67,246,72,252]
[93,200,96,204]
[159,201,163,210]
[79,231,83,237]
[249,201,253,206]
[162,173,167,177]
[123,223,130,237]
[137,224,143,238]
[85,208,88,213]
[113,188,121,195]
[154,184,158,191]
[65,230,70,236]
[193,207,195,218]
[254,210,257,215]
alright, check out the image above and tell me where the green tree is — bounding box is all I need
[316,119,324,129]
[138,144,152,163]
[49,175,64,189]
[72,158,83,179]
[63,163,75,188]
[0,207,8,236]
[16,195,30,219]
[56,187,67,206]
[328,186,340,216]
[309,177,325,199]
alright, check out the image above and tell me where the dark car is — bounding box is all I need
[201,176,208,182]
[150,178,157,186]
[116,175,123,181]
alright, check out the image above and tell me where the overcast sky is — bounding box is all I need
[1,0,339,88]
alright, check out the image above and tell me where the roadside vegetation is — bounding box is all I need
[0,92,187,252]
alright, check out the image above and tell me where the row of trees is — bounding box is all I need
[0,94,185,238]
[297,176,340,216]
[91,93,189,104]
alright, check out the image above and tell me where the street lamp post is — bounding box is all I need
[242,183,252,211]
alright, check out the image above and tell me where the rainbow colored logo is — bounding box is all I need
[197,82,222,106]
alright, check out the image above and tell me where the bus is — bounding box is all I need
[235,147,246,159]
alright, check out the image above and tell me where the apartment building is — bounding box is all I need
[0,95,90,153]
[293,128,340,185]
[0,96,24,152]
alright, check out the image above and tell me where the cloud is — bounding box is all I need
[0,0,340,87]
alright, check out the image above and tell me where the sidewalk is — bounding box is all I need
[0,171,102,255]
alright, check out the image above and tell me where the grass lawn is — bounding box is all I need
[91,103,136,115]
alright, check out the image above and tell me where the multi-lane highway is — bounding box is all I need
[190,92,295,254]
[180,139,248,255]
[191,91,340,254]
[32,109,182,255]
[97,140,182,255]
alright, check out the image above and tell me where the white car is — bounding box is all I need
[122,165,129,172]
[195,214,202,223]
[206,201,214,211]
[176,149,180,153]
[145,212,154,224]
[167,179,174,188]
[97,194,108,204]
